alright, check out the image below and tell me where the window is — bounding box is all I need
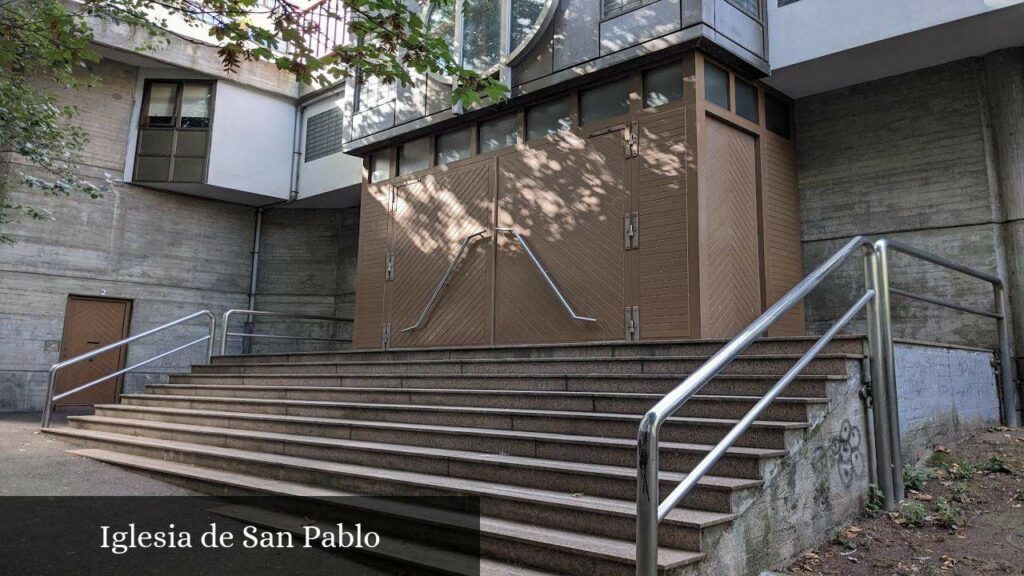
[135,80,214,183]
[357,74,393,112]
[602,0,654,19]
[369,152,390,183]
[765,94,792,139]
[427,0,553,77]
[478,114,517,153]
[579,78,631,125]
[526,98,571,141]
[144,83,178,127]
[704,62,730,110]
[643,62,684,108]
[727,0,759,20]
[180,84,212,128]
[305,107,344,163]
[735,79,758,123]
[436,128,472,164]
[397,137,430,175]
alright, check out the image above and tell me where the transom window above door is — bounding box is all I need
[426,0,557,78]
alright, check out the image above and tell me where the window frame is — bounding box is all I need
[601,0,657,21]
[134,79,216,183]
[138,79,216,131]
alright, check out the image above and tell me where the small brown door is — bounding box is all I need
[55,296,132,406]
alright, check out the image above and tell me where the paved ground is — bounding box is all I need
[0,411,198,496]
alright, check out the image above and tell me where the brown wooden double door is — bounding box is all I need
[353,107,707,349]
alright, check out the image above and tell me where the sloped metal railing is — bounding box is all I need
[635,237,1018,575]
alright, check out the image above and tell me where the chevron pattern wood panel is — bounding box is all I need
[495,132,627,344]
[388,160,495,348]
[764,133,806,337]
[637,106,694,340]
[700,118,762,339]
[351,184,390,349]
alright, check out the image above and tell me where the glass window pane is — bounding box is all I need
[765,94,791,139]
[428,3,456,50]
[735,79,758,123]
[398,137,430,175]
[526,98,572,141]
[479,114,517,153]
[180,84,212,128]
[511,0,547,53]
[726,0,759,20]
[462,0,500,73]
[436,128,472,164]
[704,62,730,110]
[579,78,631,125]
[643,62,684,108]
[370,152,390,183]
[145,83,178,126]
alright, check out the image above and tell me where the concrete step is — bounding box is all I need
[69,415,759,512]
[193,354,857,377]
[67,448,703,575]
[169,372,846,397]
[143,385,826,421]
[92,404,784,478]
[116,394,810,449]
[212,337,864,365]
[49,428,734,550]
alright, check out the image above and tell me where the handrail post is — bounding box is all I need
[873,240,905,503]
[994,284,1021,427]
[864,244,896,510]
[636,412,660,576]
[41,367,59,429]
[206,312,217,362]
[220,310,234,356]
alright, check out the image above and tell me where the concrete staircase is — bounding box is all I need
[46,338,863,575]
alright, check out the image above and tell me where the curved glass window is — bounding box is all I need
[427,0,555,78]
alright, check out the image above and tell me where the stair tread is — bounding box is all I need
[94,403,792,457]
[148,385,830,403]
[118,394,812,428]
[67,447,703,570]
[50,428,736,528]
[176,372,847,380]
[69,415,761,491]
[200,353,860,368]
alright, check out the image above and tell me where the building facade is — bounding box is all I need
[2,0,1024,412]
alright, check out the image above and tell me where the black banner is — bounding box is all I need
[0,496,481,576]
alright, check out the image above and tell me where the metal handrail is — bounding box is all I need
[496,227,597,323]
[402,230,490,333]
[220,309,354,355]
[41,310,216,428]
[635,236,1019,576]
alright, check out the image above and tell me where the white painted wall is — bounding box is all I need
[206,80,294,199]
[297,94,363,200]
[769,0,1024,69]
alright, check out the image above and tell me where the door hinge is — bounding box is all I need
[624,211,639,250]
[385,253,395,281]
[625,306,640,341]
[382,322,391,349]
[389,186,397,212]
[625,120,639,158]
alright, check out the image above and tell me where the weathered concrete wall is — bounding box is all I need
[693,361,870,575]
[894,341,1001,462]
[0,58,257,412]
[237,207,359,355]
[795,56,1013,351]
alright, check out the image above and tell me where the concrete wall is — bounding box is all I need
[795,56,1013,350]
[230,207,360,356]
[768,0,1024,70]
[894,342,1001,462]
[0,58,259,412]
